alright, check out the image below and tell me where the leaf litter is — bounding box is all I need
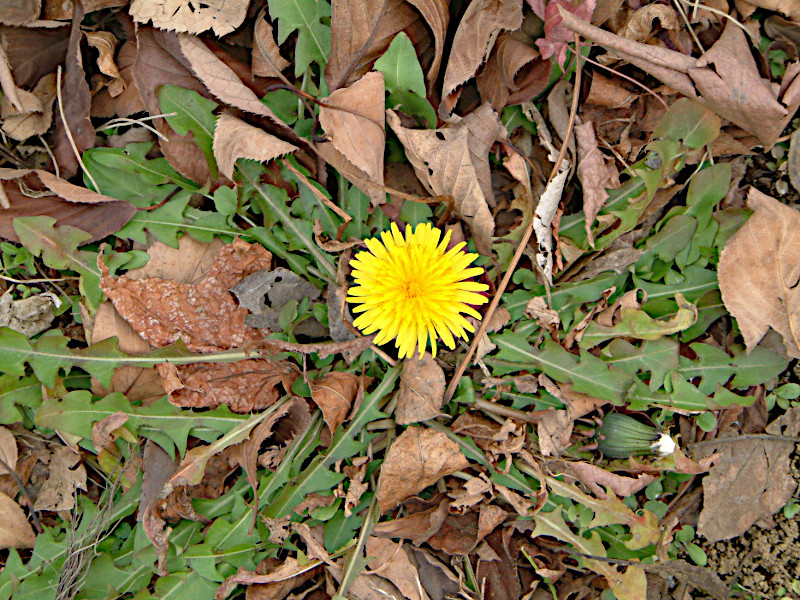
[1,1,800,599]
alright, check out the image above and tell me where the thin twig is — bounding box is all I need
[444,34,584,402]
[56,66,101,193]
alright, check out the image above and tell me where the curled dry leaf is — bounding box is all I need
[396,353,445,425]
[0,491,36,549]
[476,33,552,109]
[735,0,800,20]
[0,70,56,141]
[408,0,449,85]
[85,31,124,97]
[130,0,249,36]
[440,0,523,118]
[0,426,17,473]
[387,110,495,255]
[319,71,386,189]
[92,41,145,118]
[533,168,569,284]
[719,188,800,358]
[620,4,679,41]
[377,426,469,513]
[372,499,450,544]
[213,111,298,180]
[309,371,360,434]
[252,13,290,77]
[100,238,272,352]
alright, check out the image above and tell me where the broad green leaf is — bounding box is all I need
[679,343,735,394]
[115,192,192,247]
[602,338,679,392]
[640,214,697,265]
[634,266,718,302]
[158,85,218,178]
[731,345,788,388]
[0,374,42,424]
[374,33,436,128]
[653,98,721,149]
[153,570,219,599]
[212,186,238,215]
[269,0,331,75]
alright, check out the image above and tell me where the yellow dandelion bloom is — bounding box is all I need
[347,222,489,359]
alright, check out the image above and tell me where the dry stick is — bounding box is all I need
[56,66,100,193]
[443,34,584,403]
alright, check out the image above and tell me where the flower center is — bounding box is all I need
[404,279,424,299]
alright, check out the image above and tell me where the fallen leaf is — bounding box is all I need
[719,188,800,358]
[217,558,321,600]
[54,2,94,178]
[2,26,69,89]
[567,461,655,498]
[440,0,523,118]
[0,0,40,26]
[0,290,57,337]
[0,491,35,549]
[342,456,369,516]
[0,426,17,473]
[387,110,495,255]
[620,4,679,41]
[475,529,521,600]
[457,103,504,207]
[43,0,128,19]
[377,426,469,512]
[85,31,124,96]
[34,446,87,511]
[92,40,145,117]
[524,297,560,327]
[252,12,290,77]
[100,238,272,352]
[319,71,385,189]
[426,511,484,555]
[213,111,298,180]
[536,0,596,66]
[0,70,55,141]
[575,120,620,247]
[231,267,322,331]
[408,0,449,85]
[309,371,359,433]
[534,168,569,284]
[366,537,431,600]
[537,409,572,457]
[476,32,552,109]
[449,474,493,512]
[698,407,800,542]
[130,0,249,36]
[734,0,800,20]
[585,72,637,108]
[372,498,449,544]
[91,412,130,455]
[396,353,445,425]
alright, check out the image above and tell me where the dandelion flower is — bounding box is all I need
[347,222,489,359]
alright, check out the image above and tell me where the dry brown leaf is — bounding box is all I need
[475,529,522,600]
[158,359,299,411]
[620,4,679,41]
[0,427,17,473]
[524,296,560,327]
[440,0,523,118]
[92,40,145,117]
[366,537,431,600]
[54,2,93,178]
[130,0,249,36]
[0,491,35,549]
[575,120,620,247]
[85,31,124,97]
[476,33,552,109]
[698,407,800,542]
[559,10,800,146]
[449,474,493,512]
[34,446,87,511]
[0,71,55,141]
[43,0,128,19]
[456,103,504,207]
[387,110,494,255]
[309,371,359,434]
[213,111,298,180]
[377,426,469,512]
[408,0,449,85]
[568,461,655,498]
[537,409,571,457]
[91,412,130,455]
[372,499,449,544]
[325,0,425,91]
[178,33,283,124]
[395,353,445,425]
[319,71,385,188]
[585,72,636,108]
[252,13,290,78]
[2,26,69,89]
[426,511,483,554]
[735,0,800,20]
[719,188,800,358]
[99,238,272,352]
[0,0,40,26]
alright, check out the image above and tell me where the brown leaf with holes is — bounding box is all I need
[309,371,359,434]
[440,0,522,118]
[319,71,385,189]
[575,120,620,247]
[719,188,800,358]
[54,3,93,178]
[396,353,445,425]
[377,426,469,513]
[130,0,249,36]
[0,491,35,549]
[387,110,494,255]
[213,111,298,180]
[252,13,290,78]
[34,446,87,511]
[100,238,272,352]
[326,0,426,91]
[698,407,800,542]
[0,168,137,244]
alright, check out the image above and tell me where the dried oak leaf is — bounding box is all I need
[309,371,359,434]
[130,0,249,37]
[698,406,800,542]
[440,0,523,118]
[377,425,469,513]
[213,111,298,180]
[387,109,495,255]
[396,352,445,425]
[719,188,800,358]
[99,238,271,352]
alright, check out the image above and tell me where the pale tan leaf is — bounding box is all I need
[407,0,449,85]
[44,0,128,19]
[85,31,124,96]
[0,0,40,26]
[366,537,431,600]
[457,103,504,207]
[319,71,385,186]
[440,0,522,117]
[734,0,800,20]
[376,426,469,512]
[718,188,800,358]
[396,353,445,425]
[177,34,283,123]
[620,4,679,41]
[575,120,620,247]
[34,446,87,511]
[0,427,17,473]
[213,111,298,180]
[130,0,248,36]
[0,491,35,549]
[0,72,55,141]
[387,109,494,255]
[568,462,654,498]
[252,13,290,77]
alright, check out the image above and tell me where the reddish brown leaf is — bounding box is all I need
[377,426,469,512]
[1,25,68,88]
[440,0,523,118]
[396,353,445,425]
[99,238,272,352]
[309,371,359,434]
[213,111,298,180]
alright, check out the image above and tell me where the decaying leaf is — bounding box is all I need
[34,446,87,511]
[366,537,431,600]
[0,71,56,141]
[130,0,249,36]
[252,12,291,77]
[377,426,469,512]
[213,111,298,180]
[575,119,620,247]
[0,290,57,337]
[533,168,568,284]
[231,267,321,332]
[0,491,36,549]
[719,188,800,358]
[396,352,445,425]
[309,371,359,433]
[85,31,124,96]
[387,109,495,255]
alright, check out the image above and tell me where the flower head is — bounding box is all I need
[347,222,489,359]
